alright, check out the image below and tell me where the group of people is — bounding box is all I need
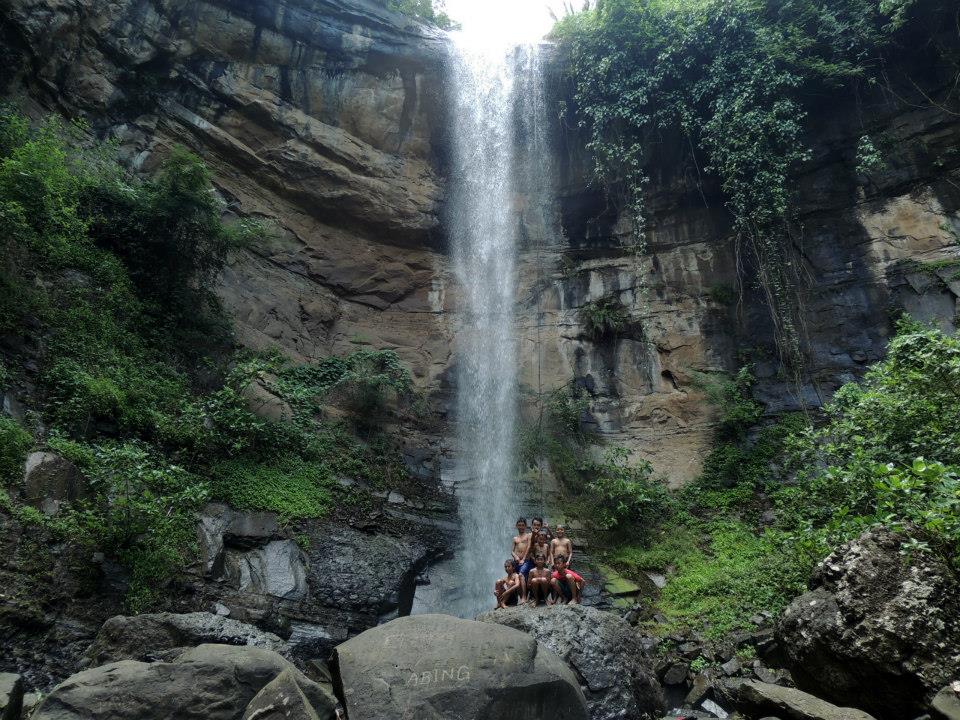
[494,517,585,609]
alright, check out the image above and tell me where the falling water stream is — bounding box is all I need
[447,40,521,619]
[412,37,554,619]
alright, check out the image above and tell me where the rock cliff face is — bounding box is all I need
[1,0,453,384]
[4,0,959,493]
[521,48,960,486]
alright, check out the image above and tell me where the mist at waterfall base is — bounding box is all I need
[411,40,554,619]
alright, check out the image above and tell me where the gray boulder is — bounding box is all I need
[23,452,88,515]
[737,681,877,720]
[777,529,960,719]
[478,603,665,720]
[34,644,335,720]
[240,376,295,423]
[333,613,589,720]
[0,673,23,720]
[84,612,291,666]
[932,682,960,720]
[241,668,337,720]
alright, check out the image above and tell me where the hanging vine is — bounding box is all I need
[553,0,927,368]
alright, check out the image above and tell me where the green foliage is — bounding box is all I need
[0,417,32,484]
[777,320,960,563]
[84,145,255,317]
[211,456,333,521]
[584,447,669,531]
[554,0,922,360]
[519,383,592,485]
[606,321,960,638]
[386,0,456,29]
[0,109,421,609]
[856,134,885,175]
[693,366,764,442]
[579,296,629,341]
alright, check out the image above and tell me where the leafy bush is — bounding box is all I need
[693,366,764,442]
[211,456,334,521]
[777,320,960,564]
[584,446,669,532]
[579,296,629,341]
[26,439,209,612]
[84,146,255,317]
[0,417,31,483]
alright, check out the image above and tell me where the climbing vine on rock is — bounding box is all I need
[554,0,924,365]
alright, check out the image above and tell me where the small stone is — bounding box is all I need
[753,666,779,685]
[721,658,742,676]
[213,603,230,616]
[663,663,689,686]
[701,699,729,718]
[750,614,766,626]
[387,491,405,504]
[685,674,712,706]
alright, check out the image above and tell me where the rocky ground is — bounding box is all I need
[1,527,958,720]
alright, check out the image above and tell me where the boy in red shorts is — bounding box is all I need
[551,554,585,604]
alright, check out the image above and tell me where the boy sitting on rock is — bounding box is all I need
[551,555,585,604]
[494,559,522,609]
[527,554,553,606]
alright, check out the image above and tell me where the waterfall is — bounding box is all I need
[445,39,521,620]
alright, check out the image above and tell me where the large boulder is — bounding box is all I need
[0,673,23,720]
[332,613,589,720]
[241,668,336,720]
[34,644,335,720]
[23,452,88,515]
[84,612,291,666]
[478,604,665,720]
[736,680,878,720]
[932,682,960,720]
[777,529,960,719]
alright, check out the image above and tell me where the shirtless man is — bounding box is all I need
[549,524,573,567]
[494,559,522,609]
[527,554,553,606]
[551,555,585,604]
[511,517,533,602]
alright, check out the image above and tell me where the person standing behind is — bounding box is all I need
[531,530,551,567]
[550,524,574,567]
[511,517,534,602]
[531,517,553,544]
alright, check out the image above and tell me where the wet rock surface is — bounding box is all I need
[33,644,336,720]
[777,529,960,720]
[736,681,877,720]
[333,613,590,720]
[83,612,291,666]
[478,603,665,720]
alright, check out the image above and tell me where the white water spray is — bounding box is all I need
[446,40,522,619]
